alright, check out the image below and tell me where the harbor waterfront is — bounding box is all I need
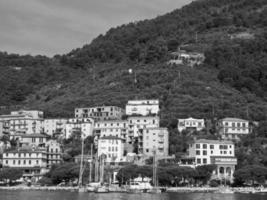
[0,190,267,200]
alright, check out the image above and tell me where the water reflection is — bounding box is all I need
[0,190,267,200]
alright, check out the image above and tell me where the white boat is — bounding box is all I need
[95,186,109,193]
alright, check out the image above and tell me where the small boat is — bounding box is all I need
[95,186,109,193]
[147,187,162,193]
[216,186,234,194]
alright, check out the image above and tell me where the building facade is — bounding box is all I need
[65,118,94,139]
[46,140,62,168]
[177,117,205,132]
[10,110,44,119]
[97,136,124,163]
[94,120,128,140]
[217,118,250,140]
[2,148,48,180]
[9,118,44,135]
[44,118,67,136]
[75,106,125,121]
[10,134,48,148]
[180,139,237,182]
[141,127,169,157]
[125,100,159,116]
[127,116,160,142]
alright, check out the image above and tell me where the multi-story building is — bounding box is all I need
[43,118,67,136]
[125,100,159,116]
[217,118,250,140]
[65,118,94,139]
[9,118,44,135]
[10,110,44,119]
[127,116,160,142]
[94,120,128,140]
[141,127,169,158]
[180,139,237,182]
[0,110,44,135]
[177,117,205,132]
[75,106,125,121]
[10,134,48,148]
[97,136,124,163]
[2,147,48,180]
[46,140,62,168]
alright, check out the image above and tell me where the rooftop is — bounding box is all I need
[220,118,248,122]
[192,139,234,145]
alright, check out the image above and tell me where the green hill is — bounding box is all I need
[0,0,267,125]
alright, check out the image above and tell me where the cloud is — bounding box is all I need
[0,0,192,56]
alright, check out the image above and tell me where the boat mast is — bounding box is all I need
[89,144,93,183]
[78,135,84,187]
[153,149,157,187]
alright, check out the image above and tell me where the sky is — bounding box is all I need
[0,0,192,57]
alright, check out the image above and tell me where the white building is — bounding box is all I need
[127,116,160,142]
[46,140,62,168]
[0,110,44,135]
[180,139,237,182]
[97,136,124,163]
[168,50,205,67]
[126,100,159,116]
[141,127,169,157]
[177,117,205,132]
[9,118,44,135]
[217,118,250,140]
[75,106,125,121]
[10,110,44,119]
[65,118,94,139]
[44,118,67,136]
[2,148,48,180]
[10,133,48,148]
[94,120,128,140]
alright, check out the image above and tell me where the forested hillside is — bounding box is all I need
[0,0,267,123]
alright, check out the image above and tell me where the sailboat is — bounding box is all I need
[78,135,86,192]
[147,150,161,193]
[94,154,109,193]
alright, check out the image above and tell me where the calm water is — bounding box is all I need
[0,190,267,200]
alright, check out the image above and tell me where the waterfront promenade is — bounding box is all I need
[0,186,266,194]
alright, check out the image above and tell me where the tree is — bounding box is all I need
[194,165,217,185]
[0,168,23,183]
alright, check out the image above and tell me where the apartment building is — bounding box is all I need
[9,118,44,135]
[46,140,62,168]
[168,50,205,67]
[0,110,44,135]
[10,110,44,119]
[125,100,159,116]
[75,106,125,121]
[141,127,169,158]
[180,139,237,182]
[65,118,94,139]
[97,136,124,163]
[94,120,128,140]
[127,116,160,143]
[2,148,48,180]
[10,134,48,148]
[177,117,205,132]
[44,118,67,136]
[217,118,250,140]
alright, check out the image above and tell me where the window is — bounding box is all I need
[203,158,207,164]
[29,160,31,165]
[210,145,214,149]
[23,160,26,164]
[211,150,213,154]
[18,160,21,165]
[197,159,201,164]
[146,149,149,153]
[230,151,232,155]
[203,144,207,149]
[6,160,8,164]
[196,150,200,155]
[13,160,15,164]
[203,150,207,155]
[196,144,200,149]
